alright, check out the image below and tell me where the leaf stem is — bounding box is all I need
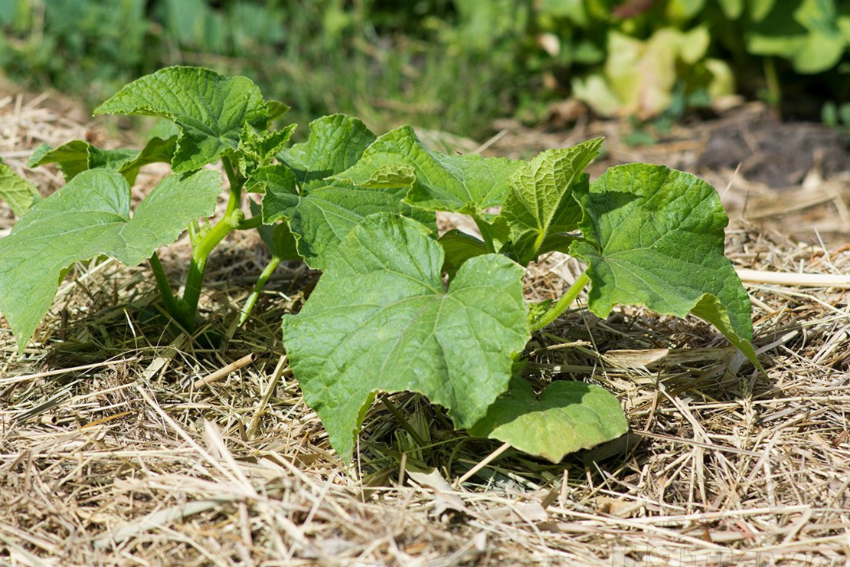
[149,251,194,330]
[530,270,590,332]
[236,215,264,230]
[238,255,281,326]
[149,251,179,312]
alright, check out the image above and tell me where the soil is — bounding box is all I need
[697,105,850,188]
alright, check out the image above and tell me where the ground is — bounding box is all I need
[1,83,849,566]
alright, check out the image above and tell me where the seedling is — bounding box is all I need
[0,66,759,463]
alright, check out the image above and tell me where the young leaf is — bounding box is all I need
[469,378,629,463]
[282,214,530,461]
[261,166,435,270]
[0,163,40,217]
[335,126,521,215]
[500,139,602,264]
[238,123,297,173]
[569,164,758,364]
[0,168,221,353]
[278,114,376,187]
[30,137,177,184]
[94,66,268,172]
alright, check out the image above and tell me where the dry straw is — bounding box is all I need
[1,87,848,566]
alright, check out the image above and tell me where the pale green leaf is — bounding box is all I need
[0,168,221,352]
[261,165,435,270]
[569,164,758,365]
[94,66,268,172]
[335,126,522,215]
[0,163,40,217]
[749,0,777,21]
[716,0,743,18]
[282,214,530,461]
[278,114,376,187]
[469,378,629,463]
[500,139,602,264]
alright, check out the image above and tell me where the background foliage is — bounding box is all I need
[1,0,848,136]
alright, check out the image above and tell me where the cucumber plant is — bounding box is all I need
[0,66,759,463]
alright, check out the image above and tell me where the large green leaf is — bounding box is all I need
[29,137,177,184]
[469,378,629,463]
[260,165,435,270]
[282,214,530,461]
[278,114,376,187]
[0,168,221,352]
[334,126,521,216]
[569,164,758,364]
[94,66,268,172]
[500,139,602,265]
[0,163,40,217]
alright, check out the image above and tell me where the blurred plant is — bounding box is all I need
[0,0,848,134]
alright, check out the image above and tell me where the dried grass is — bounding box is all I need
[1,89,849,566]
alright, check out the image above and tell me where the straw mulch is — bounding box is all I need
[1,86,849,566]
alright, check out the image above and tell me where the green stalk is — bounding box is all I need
[530,270,590,332]
[180,157,245,328]
[149,252,193,330]
[236,215,264,230]
[238,255,281,326]
[763,56,782,117]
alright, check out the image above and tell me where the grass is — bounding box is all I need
[1,85,850,566]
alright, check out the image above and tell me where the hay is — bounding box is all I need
[1,89,849,566]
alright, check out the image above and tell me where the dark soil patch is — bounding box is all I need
[697,106,850,188]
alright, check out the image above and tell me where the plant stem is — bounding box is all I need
[236,215,264,230]
[530,270,590,332]
[180,157,245,328]
[149,251,193,330]
[238,255,281,326]
[763,56,782,117]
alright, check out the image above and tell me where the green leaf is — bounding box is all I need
[282,214,530,461]
[261,165,435,270]
[29,137,177,184]
[29,140,138,181]
[0,168,221,353]
[335,126,522,216]
[266,100,291,123]
[438,229,488,279]
[237,123,297,176]
[568,164,758,364]
[469,378,629,463]
[716,0,743,19]
[500,139,602,265]
[278,114,376,187]
[94,66,268,172]
[0,163,40,217]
